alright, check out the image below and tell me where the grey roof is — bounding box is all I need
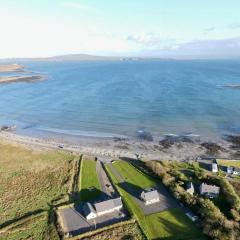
[200,183,220,194]
[234,167,240,172]
[94,197,122,214]
[141,189,159,201]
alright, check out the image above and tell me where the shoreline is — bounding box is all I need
[0,128,237,161]
[0,75,46,84]
[0,63,24,72]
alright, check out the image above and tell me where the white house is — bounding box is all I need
[211,163,218,173]
[199,183,220,198]
[227,166,234,174]
[186,182,194,195]
[233,167,240,176]
[83,197,123,220]
[140,188,160,205]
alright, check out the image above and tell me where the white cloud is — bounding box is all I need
[138,37,240,58]
[0,6,240,59]
[127,33,181,50]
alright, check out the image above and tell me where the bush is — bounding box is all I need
[219,178,240,211]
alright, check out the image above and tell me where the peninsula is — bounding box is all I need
[0,75,45,84]
[0,64,24,72]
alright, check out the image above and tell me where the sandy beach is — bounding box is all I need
[0,129,236,161]
[0,75,45,84]
[0,64,24,72]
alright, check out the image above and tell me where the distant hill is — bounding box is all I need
[50,54,121,61]
[1,54,143,62]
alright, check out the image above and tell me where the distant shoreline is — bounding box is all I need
[0,64,24,72]
[0,75,46,84]
[0,63,46,84]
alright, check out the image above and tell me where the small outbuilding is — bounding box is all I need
[140,188,160,205]
[233,167,240,176]
[211,163,218,173]
[185,212,199,222]
[227,166,234,174]
[186,182,194,195]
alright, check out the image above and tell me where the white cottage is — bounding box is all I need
[83,197,123,220]
[140,188,160,205]
[211,163,218,173]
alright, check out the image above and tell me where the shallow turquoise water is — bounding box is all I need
[0,59,240,138]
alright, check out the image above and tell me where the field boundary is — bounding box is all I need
[0,211,46,234]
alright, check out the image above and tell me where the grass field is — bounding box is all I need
[106,161,205,240]
[75,220,144,240]
[0,141,74,240]
[217,159,240,168]
[0,212,59,240]
[79,159,101,202]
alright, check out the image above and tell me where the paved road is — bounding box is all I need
[96,161,109,200]
[107,162,181,215]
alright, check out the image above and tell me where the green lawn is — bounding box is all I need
[145,209,204,240]
[106,161,205,240]
[217,159,240,168]
[79,159,101,202]
[113,160,157,188]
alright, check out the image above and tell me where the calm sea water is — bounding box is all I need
[0,59,240,139]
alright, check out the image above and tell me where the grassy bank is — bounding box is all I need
[0,141,74,239]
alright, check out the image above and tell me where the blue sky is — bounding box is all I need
[0,0,240,58]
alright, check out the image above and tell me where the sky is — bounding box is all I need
[0,0,240,58]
